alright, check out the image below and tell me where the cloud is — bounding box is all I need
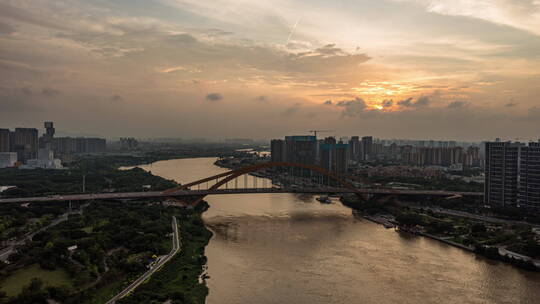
[422,0,540,36]
[397,97,414,107]
[41,88,60,97]
[382,99,393,108]
[416,96,430,107]
[0,87,41,112]
[169,33,198,44]
[314,44,346,56]
[206,93,223,101]
[398,96,431,108]
[282,103,301,116]
[447,101,468,109]
[0,21,15,35]
[323,100,333,105]
[336,97,368,117]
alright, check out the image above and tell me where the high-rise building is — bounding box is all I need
[285,135,317,166]
[518,142,540,212]
[349,136,361,161]
[11,128,39,162]
[120,137,139,150]
[0,152,17,168]
[320,140,349,174]
[40,121,55,149]
[270,139,286,162]
[361,136,373,161]
[465,146,481,168]
[77,138,106,153]
[0,129,9,152]
[484,142,524,208]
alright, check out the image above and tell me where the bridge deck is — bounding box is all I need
[0,188,483,204]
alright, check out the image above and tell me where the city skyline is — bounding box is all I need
[0,1,539,140]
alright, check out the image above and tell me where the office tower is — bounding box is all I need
[518,142,540,212]
[0,129,9,152]
[12,128,39,162]
[361,136,373,161]
[271,139,286,162]
[484,142,523,207]
[285,136,317,166]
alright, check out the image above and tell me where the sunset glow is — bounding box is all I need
[0,0,538,140]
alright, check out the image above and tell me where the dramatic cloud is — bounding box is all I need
[206,93,223,102]
[336,97,368,117]
[0,0,538,140]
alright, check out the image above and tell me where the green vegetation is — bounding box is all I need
[341,195,540,271]
[0,155,178,244]
[0,154,214,303]
[117,204,212,304]
[0,264,71,297]
[365,175,483,192]
[0,202,67,243]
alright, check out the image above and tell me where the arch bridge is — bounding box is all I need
[0,162,483,204]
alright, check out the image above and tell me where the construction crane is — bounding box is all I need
[308,130,334,138]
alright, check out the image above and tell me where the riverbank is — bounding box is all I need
[341,197,540,272]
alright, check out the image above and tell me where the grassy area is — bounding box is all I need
[82,280,126,304]
[81,226,93,233]
[0,264,72,296]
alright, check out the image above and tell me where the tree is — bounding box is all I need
[395,213,423,227]
[471,223,487,234]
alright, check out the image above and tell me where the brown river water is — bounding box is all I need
[136,157,540,304]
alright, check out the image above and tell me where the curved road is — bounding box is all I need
[106,216,180,304]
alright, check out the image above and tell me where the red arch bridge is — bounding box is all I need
[0,162,483,204]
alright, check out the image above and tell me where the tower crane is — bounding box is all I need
[308,130,334,138]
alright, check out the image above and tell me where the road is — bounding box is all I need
[0,203,88,262]
[1,212,69,262]
[106,216,180,304]
[413,206,540,228]
[0,188,483,204]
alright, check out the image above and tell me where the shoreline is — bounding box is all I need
[345,201,539,272]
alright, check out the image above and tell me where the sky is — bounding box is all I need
[0,0,539,141]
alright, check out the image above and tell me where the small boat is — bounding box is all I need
[317,195,331,204]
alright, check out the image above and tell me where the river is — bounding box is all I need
[137,157,540,304]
